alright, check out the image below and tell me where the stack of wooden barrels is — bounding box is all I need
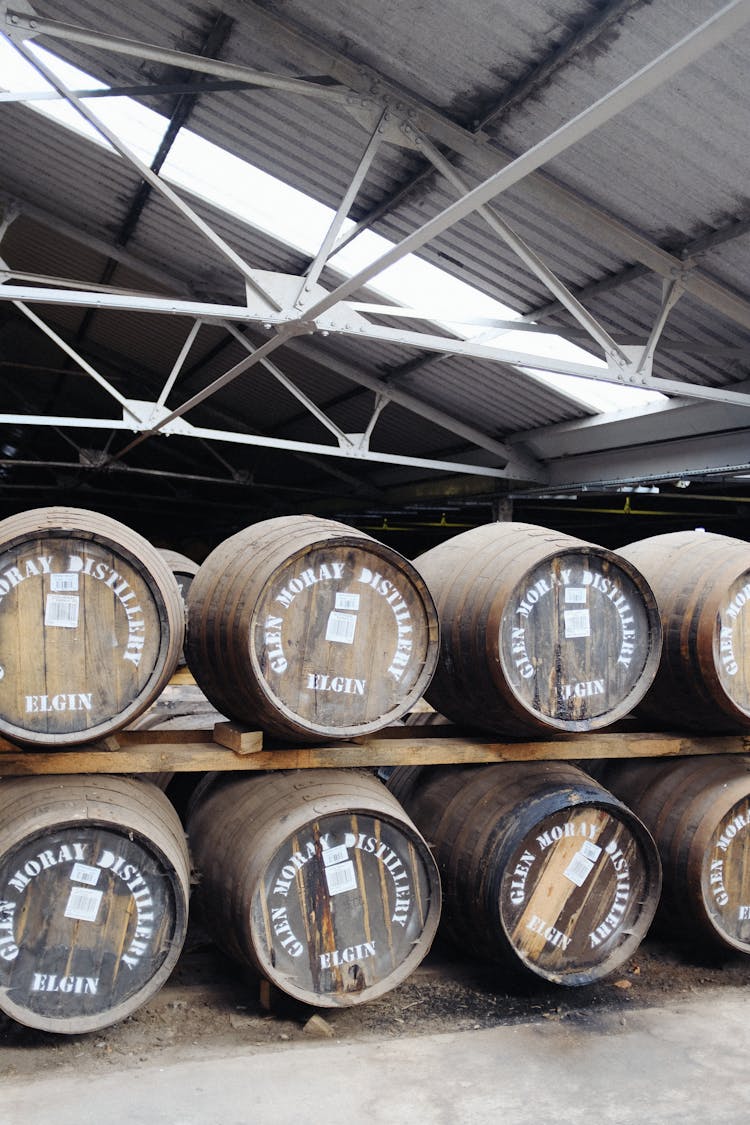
[0,506,749,1034]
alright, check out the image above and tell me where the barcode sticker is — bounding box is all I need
[580,840,602,862]
[70,863,101,886]
[564,609,590,638]
[335,592,360,612]
[325,611,357,644]
[564,587,587,604]
[322,845,349,867]
[64,885,103,922]
[50,572,79,593]
[564,851,596,887]
[325,860,358,896]
[45,594,80,629]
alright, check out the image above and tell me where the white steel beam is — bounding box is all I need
[233,0,750,335]
[409,127,631,370]
[319,322,750,407]
[277,336,543,479]
[0,284,282,321]
[298,112,387,304]
[545,429,750,488]
[3,10,353,103]
[0,410,512,478]
[219,322,356,448]
[11,38,284,312]
[297,0,750,324]
[4,282,749,408]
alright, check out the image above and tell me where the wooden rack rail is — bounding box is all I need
[0,721,748,776]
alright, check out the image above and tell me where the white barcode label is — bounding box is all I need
[564,852,595,887]
[335,592,360,612]
[64,885,103,922]
[322,845,349,867]
[580,840,602,862]
[50,572,79,593]
[325,611,357,644]
[70,863,101,886]
[45,594,80,629]
[564,608,590,638]
[564,587,587,604]
[325,860,358,896]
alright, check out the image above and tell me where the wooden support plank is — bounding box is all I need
[212,722,264,754]
[0,742,229,775]
[0,730,747,776]
[168,667,197,686]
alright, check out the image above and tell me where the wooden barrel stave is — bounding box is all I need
[387,761,662,985]
[186,515,439,742]
[0,774,190,1033]
[187,769,441,1006]
[619,531,750,731]
[414,522,662,737]
[0,507,184,746]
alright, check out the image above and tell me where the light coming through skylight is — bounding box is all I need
[0,33,665,416]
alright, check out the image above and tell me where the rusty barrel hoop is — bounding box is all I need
[388,761,661,986]
[185,515,439,742]
[0,774,191,1034]
[413,521,662,736]
[0,506,184,747]
[619,531,750,732]
[595,755,750,953]
[186,769,442,1007]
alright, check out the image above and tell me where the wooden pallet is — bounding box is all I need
[0,721,748,776]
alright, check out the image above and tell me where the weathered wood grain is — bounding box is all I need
[187,769,441,1007]
[1,729,749,775]
[414,522,662,736]
[0,774,190,1033]
[387,761,662,984]
[0,507,184,746]
[598,755,750,953]
[186,514,439,742]
[620,531,750,732]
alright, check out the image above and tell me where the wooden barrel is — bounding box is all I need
[158,549,199,667]
[157,548,199,602]
[0,507,184,747]
[186,769,441,1006]
[185,515,439,742]
[413,522,661,736]
[618,531,750,732]
[387,761,661,985]
[594,755,750,954]
[0,774,190,1033]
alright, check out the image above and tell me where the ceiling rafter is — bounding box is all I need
[3,0,750,511]
[216,0,750,337]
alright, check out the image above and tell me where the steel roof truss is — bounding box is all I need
[0,409,511,478]
[219,321,356,449]
[409,126,631,372]
[156,319,203,409]
[10,36,284,313]
[4,9,353,103]
[296,111,387,306]
[238,0,750,338]
[297,1,750,326]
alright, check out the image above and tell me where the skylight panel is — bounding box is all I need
[0,34,664,414]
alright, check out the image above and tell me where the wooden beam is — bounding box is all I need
[0,729,748,776]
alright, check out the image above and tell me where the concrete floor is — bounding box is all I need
[5,985,750,1124]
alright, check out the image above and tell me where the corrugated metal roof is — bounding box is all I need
[1,0,750,542]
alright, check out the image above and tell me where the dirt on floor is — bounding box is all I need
[2,922,750,1080]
